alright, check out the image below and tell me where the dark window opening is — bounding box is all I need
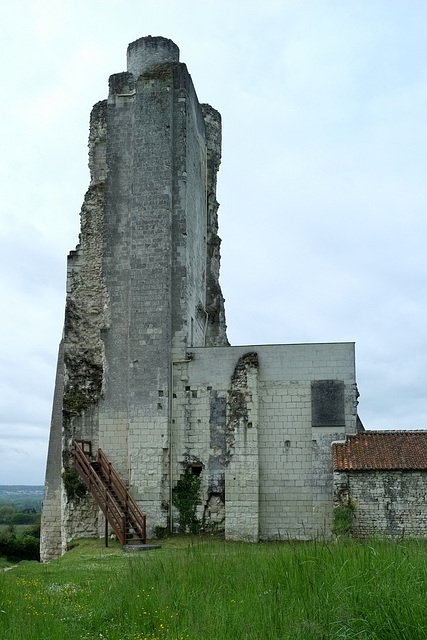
[190,465,203,477]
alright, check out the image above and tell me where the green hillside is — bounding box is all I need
[0,486,43,512]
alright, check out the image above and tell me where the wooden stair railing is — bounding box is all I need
[74,439,146,546]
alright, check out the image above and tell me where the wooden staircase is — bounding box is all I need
[74,440,146,546]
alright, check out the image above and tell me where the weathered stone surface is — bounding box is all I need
[127,36,179,78]
[41,36,228,560]
[334,470,427,538]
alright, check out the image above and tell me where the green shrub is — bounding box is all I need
[154,525,169,539]
[333,499,357,536]
[0,525,40,561]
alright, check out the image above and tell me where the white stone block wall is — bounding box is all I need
[178,342,358,541]
[258,380,315,539]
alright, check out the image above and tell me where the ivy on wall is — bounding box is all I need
[61,468,87,502]
[172,470,201,533]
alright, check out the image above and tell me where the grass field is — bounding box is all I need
[1,536,426,639]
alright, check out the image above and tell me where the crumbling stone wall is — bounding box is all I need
[60,99,110,538]
[201,104,228,347]
[334,470,427,538]
[41,102,110,561]
[225,353,260,541]
[171,352,260,537]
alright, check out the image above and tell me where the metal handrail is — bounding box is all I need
[74,440,146,545]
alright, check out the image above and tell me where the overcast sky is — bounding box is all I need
[0,0,426,485]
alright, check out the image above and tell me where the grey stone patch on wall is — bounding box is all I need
[209,391,227,457]
[311,380,345,427]
[204,390,227,522]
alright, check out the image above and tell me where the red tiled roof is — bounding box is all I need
[332,431,427,471]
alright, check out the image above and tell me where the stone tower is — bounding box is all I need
[42,36,361,562]
[41,36,228,561]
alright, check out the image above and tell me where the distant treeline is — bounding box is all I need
[0,505,40,525]
[0,488,42,561]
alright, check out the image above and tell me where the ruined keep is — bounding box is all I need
[41,36,362,562]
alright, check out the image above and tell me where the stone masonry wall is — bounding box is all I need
[174,342,358,540]
[334,470,427,538]
[170,63,210,357]
[40,342,65,562]
[98,65,175,533]
[97,44,225,536]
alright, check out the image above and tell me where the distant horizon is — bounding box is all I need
[0,485,44,489]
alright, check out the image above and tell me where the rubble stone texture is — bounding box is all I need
[41,36,361,561]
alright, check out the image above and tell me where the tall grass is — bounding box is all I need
[1,537,426,639]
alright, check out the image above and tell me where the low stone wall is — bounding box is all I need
[334,470,427,538]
